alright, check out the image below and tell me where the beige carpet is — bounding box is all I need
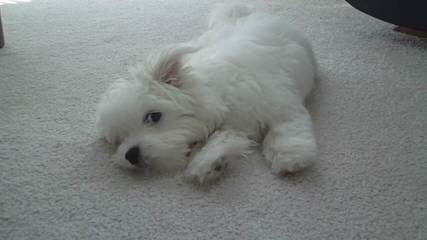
[1,0,426,239]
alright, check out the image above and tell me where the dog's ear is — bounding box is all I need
[151,45,198,87]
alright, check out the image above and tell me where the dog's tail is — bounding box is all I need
[208,2,261,29]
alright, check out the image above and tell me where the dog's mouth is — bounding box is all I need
[186,141,200,157]
[134,160,150,169]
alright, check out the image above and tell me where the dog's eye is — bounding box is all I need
[143,112,162,124]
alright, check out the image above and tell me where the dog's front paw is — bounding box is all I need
[184,156,229,184]
[271,157,310,175]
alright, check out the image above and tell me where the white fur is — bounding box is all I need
[96,3,317,183]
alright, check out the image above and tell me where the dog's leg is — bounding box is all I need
[263,108,317,174]
[185,130,253,183]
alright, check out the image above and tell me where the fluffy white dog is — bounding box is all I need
[96,3,317,183]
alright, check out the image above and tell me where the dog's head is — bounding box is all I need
[96,45,219,170]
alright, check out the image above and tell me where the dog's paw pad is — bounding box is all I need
[214,164,223,172]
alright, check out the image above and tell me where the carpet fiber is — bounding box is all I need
[1,0,426,239]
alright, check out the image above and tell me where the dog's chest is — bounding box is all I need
[218,95,269,141]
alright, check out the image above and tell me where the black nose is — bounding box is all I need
[125,146,140,165]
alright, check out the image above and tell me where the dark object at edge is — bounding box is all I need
[345,0,427,31]
[0,10,4,48]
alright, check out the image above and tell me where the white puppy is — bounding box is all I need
[96,3,317,183]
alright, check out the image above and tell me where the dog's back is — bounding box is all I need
[191,3,316,99]
[208,2,256,29]
[183,4,316,139]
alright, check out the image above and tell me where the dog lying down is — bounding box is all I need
[96,3,317,183]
